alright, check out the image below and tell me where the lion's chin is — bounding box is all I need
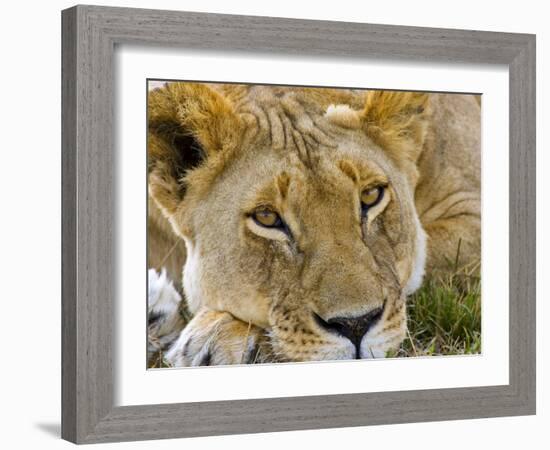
[270,341,362,363]
[272,337,402,362]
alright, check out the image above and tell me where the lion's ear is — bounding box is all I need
[361,91,430,163]
[148,83,243,216]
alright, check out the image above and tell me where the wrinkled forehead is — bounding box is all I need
[229,86,380,165]
[223,85,363,148]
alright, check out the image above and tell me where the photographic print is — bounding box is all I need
[146,80,481,368]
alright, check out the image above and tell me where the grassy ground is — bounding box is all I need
[390,259,481,358]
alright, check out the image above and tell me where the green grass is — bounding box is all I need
[389,260,481,358]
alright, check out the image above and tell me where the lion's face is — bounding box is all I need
[149,83,429,361]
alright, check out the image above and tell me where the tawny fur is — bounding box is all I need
[147,83,480,366]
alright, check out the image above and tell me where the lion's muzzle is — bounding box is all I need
[313,305,385,358]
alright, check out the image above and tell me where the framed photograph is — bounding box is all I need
[62,5,536,444]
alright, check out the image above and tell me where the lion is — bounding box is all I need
[146,82,480,366]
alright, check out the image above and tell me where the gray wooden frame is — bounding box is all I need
[61,4,536,444]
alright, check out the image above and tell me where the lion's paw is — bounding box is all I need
[148,268,182,318]
[165,308,270,366]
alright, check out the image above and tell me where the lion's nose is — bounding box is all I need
[315,306,385,349]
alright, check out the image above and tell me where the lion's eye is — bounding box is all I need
[361,186,384,214]
[252,209,283,228]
